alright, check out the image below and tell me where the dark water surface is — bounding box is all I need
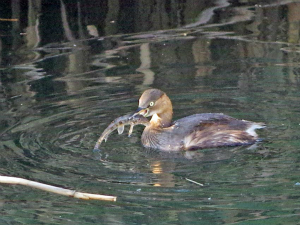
[1,0,300,224]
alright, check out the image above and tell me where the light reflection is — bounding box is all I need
[151,161,163,174]
[150,160,176,187]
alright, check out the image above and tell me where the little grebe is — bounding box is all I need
[132,89,265,151]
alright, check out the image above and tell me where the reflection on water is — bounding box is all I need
[1,0,300,224]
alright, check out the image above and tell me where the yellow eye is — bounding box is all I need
[149,101,154,107]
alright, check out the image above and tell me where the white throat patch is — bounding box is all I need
[150,113,161,124]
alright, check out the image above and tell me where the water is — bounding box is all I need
[1,0,300,224]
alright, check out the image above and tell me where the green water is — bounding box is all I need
[1,0,300,224]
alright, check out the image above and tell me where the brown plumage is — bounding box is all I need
[133,89,265,151]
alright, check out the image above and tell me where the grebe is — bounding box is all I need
[132,89,265,151]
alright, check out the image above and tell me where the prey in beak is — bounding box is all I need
[130,107,150,119]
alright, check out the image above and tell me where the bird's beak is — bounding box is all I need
[131,107,149,118]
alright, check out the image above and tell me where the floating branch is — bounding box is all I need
[0,175,116,202]
[0,18,19,22]
[185,178,204,186]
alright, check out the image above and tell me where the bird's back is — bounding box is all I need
[142,113,265,151]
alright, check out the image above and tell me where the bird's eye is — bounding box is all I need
[149,101,154,107]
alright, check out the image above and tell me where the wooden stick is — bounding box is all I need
[185,178,204,186]
[0,175,117,201]
[0,18,19,22]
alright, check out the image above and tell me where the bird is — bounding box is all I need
[131,88,265,151]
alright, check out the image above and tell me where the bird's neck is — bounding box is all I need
[150,108,173,128]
